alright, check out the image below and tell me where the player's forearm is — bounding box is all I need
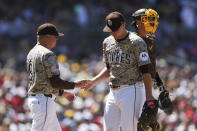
[49,75,75,89]
[142,73,153,100]
[91,67,109,87]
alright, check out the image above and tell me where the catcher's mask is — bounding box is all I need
[131,8,159,34]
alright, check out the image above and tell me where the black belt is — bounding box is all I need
[110,85,121,89]
[110,82,144,89]
[110,84,131,89]
[30,94,53,98]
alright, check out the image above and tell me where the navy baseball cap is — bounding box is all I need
[103,11,125,32]
[37,23,64,36]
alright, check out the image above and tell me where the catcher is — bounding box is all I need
[130,8,174,131]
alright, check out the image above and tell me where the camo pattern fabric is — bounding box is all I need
[103,32,151,86]
[26,43,59,95]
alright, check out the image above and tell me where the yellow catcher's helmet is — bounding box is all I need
[131,8,159,35]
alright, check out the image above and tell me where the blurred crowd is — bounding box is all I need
[1,56,197,131]
[0,0,197,130]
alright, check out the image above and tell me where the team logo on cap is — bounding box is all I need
[108,20,112,26]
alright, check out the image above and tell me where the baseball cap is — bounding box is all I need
[37,23,64,36]
[103,11,125,32]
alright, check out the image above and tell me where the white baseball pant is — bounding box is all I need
[28,95,61,131]
[103,83,145,131]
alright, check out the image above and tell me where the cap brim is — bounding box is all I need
[103,26,112,32]
[58,32,64,36]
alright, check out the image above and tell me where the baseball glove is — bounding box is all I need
[158,89,173,115]
[137,120,160,131]
[155,72,173,115]
[149,121,160,131]
[137,100,158,131]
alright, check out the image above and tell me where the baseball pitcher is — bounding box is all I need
[84,11,155,131]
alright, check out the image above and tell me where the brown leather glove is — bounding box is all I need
[158,89,173,115]
[137,100,158,131]
[149,121,160,131]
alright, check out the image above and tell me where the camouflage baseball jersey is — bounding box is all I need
[103,32,151,86]
[26,43,60,95]
[143,37,156,79]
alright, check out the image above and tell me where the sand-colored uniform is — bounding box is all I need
[27,43,60,95]
[102,32,151,131]
[27,43,62,131]
[103,32,151,86]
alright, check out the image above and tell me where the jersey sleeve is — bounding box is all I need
[42,52,60,78]
[133,38,151,66]
[103,40,110,69]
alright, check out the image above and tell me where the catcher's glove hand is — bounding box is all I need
[137,100,158,131]
[158,89,173,115]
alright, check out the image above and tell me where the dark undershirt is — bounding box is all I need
[143,37,156,79]
[49,75,75,90]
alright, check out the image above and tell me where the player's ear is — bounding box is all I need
[121,22,126,28]
[136,20,144,28]
[119,22,125,31]
[136,20,140,26]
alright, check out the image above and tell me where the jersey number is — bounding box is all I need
[28,60,35,85]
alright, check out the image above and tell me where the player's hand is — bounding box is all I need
[82,80,95,90]
[62,91,75,102]
[78,80,94,90]
[74,80,92,89]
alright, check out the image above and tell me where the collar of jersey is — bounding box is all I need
[116,32,130,42]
